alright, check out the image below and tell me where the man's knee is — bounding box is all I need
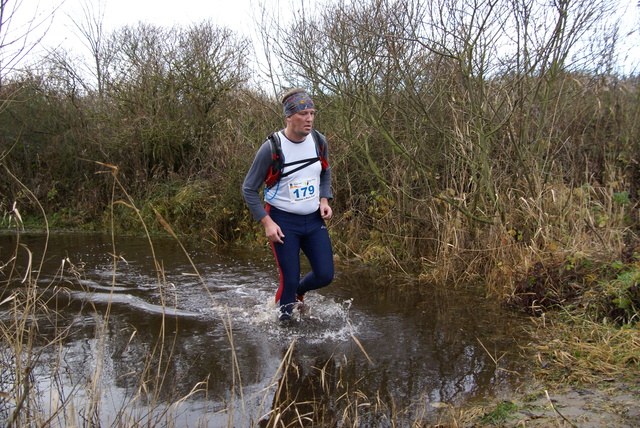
[317,268,334,286]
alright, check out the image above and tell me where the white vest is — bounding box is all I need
[265,131,322,215]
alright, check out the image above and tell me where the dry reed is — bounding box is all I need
[1,164,481,427]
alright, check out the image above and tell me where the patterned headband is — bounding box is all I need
[283,91,314,117]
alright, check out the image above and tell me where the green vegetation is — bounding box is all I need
[480,400,519,425]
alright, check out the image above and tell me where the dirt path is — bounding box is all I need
[503,382,640,427]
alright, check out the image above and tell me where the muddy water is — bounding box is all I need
[0,232,529,426]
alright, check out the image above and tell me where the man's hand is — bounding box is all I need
[261,215,284,244]
[320,198,333,220]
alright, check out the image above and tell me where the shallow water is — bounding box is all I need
[0,232,529,426]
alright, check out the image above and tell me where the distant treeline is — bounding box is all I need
[2,0,639,294]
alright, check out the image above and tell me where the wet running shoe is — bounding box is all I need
[279,311,292,322]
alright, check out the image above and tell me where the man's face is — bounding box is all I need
[286,109,315,141]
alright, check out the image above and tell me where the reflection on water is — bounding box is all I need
[0,232,529,425]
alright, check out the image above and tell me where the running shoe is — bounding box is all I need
[279,311,292,322]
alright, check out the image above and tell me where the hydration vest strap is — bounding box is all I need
[264,129,327,189]
[281,157,321,178]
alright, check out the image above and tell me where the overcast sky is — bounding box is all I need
[10,0,640,75]
[16,0,267,55]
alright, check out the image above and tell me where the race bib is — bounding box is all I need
[288,177,318,202]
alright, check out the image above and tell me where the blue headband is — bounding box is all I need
[283,92,314,117]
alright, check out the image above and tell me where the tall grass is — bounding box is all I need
[0,163,241,426]
[529,308,640,385]
[1,166,485,427]
[7,164,632,427]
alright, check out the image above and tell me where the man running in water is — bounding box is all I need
[242,89,334,322]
